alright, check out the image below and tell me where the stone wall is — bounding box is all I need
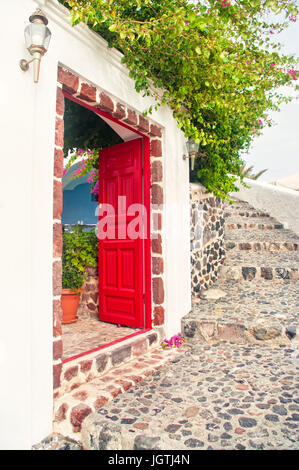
[77,267,99,319]
[190,183,225,294]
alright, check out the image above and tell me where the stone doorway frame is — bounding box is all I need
[52,65,165,396]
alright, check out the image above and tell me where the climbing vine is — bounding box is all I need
[64,147,100,196]
[60,0,299,198]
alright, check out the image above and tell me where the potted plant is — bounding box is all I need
[61,225,98,324]
[61,268,83,325]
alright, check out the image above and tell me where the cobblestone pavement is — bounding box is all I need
[53,345,182,440]
[225,228,299,246]
[184,199,299,344]
[81,341,299,450]
[222,251,299,272]
[190,279,299,331]
[78,200,299,450]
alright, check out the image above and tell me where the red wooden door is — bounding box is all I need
[98,139,144,328]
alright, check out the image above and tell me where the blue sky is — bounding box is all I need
[244,16,299,181]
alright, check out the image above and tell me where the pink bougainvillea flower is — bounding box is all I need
[91,180,99,196]
[161,333,185,349]
[286,69,298,80]
[67,147,99,197]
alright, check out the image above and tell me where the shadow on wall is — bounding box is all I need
[62,183,98,225]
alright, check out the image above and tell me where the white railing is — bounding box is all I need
[230,178,299,235]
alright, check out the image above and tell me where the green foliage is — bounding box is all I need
[60,0,299,198]
[63,98,123,156]
[62,225,98,290]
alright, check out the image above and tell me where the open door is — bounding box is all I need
[98,139,144,328]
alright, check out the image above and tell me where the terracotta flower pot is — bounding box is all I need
[61,288,82,324]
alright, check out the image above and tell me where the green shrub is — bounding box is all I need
[62,225,98,291]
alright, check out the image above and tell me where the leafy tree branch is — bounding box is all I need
[60,0,299,198]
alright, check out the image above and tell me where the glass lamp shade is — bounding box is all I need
[24,23,51,52]
[186,139,199,156]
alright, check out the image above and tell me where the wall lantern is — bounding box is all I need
[183,139,199,171]
[19,8,51,83]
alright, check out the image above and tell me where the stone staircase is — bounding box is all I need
[182,198,299,345]
[52,344,182,442]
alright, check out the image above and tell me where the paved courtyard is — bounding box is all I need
[36,199,299,450]
[80,340,299,450]
[62,318,138,360]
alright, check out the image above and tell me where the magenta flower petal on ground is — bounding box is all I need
[162,333,185,349]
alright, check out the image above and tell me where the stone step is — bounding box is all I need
[225,201,259,211]
[225,240,299,253]
[182,279,298,345]
[53,346,182,442]
[224,210,271,218]
[218,251,299,281]
[59,328,165,396]
[32,433,82,450]
[225,229,299,252]
[225,217,283,230]
[182,316,285,345]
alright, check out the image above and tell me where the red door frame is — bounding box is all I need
[62,91,152,330]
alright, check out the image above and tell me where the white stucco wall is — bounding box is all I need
[231,178,299,235]
[0,0,191,449]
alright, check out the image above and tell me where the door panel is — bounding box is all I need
[98,139,144,328]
